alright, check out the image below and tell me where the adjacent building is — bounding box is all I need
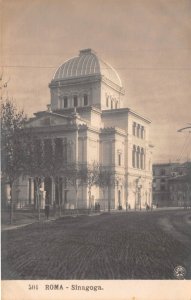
[152,162,191,207]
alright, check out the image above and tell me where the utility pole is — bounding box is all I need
[177,124,191,162]
[177,124,191,133]
[177,125,191,209]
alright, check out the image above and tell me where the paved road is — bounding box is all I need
[2,210,191,279]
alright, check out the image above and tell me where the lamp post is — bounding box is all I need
[138,185,142,210]
[126,190,128,213]
[149,181,152,210]
[135,176,142,211]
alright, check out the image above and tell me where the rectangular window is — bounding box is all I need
[106,97,109,107]
[118,153,121,166]
[84,94,88,106]
[55,138,63,158]
[133,122,136,136]
[160,169,166,176]
[44,139,53,161]
[64,97,68,108]
[74,96,78,107]
[132,145,136,168]
[63,138,67,162]
[137,125,140,138]
[141,126,144,139]
[34,139,42,164]
[160,185,166,191]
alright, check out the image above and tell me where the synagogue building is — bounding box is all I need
[11,49,153,210]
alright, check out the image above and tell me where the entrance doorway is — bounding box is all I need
[55,177,63,207]
[44,177,52,204]
[118,190,121,209]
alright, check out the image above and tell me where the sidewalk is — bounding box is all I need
[1,211,102,231]
[1,215,62,231]
[1,221,37,231]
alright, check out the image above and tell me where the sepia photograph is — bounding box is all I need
[1,0,191,299]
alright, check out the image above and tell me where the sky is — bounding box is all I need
[1,0,191,163]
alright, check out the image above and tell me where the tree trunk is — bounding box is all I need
[37,187,41,221]
[34,178,41,221]
[75,186,78,215]
[58,184,61,217]
[108,186,111,213]
[34,179,41,221]
[88,188,91,211]
[102,189,105,211]
[10,182,14,224]
[135,192,137,211]
[187,184,190,209]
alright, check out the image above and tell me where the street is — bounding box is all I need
[2,210,191,279]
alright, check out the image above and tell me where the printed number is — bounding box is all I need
[28,284,38,290]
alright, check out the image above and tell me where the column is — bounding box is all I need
[28,178,31,205]
[51,138,55,156]
[29,178,34,205]
[31,178,34,204]
[111,139,115,165]
[40,179,45,209]
[51,177,55,205]
[76,129,78,163]
[40,139,44,159]
[83,137,87,163]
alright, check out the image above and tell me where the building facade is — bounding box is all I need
[152,163,174,207]
[152,162,191,207]
[168,162,191,208]
[11,49,153,210]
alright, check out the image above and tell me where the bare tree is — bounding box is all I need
[65,162,84,212]
[1,99,27,224]
[80,162,100,210]
[23,134,46,220]
[98,167,115,212]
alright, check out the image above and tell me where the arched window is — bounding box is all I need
[111,100,113,109]
[132,145,136,168]
[84,94,88,106]
[136,146,140,168]
[133,122,136,136]
[115,101,118,109]
[160,168,165,176]
[106,96,109,107]
[118,153,122,166]
[137,124,140,138]
[141,126,144,139]
[140,148,145,169]
[118,190,121,207]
